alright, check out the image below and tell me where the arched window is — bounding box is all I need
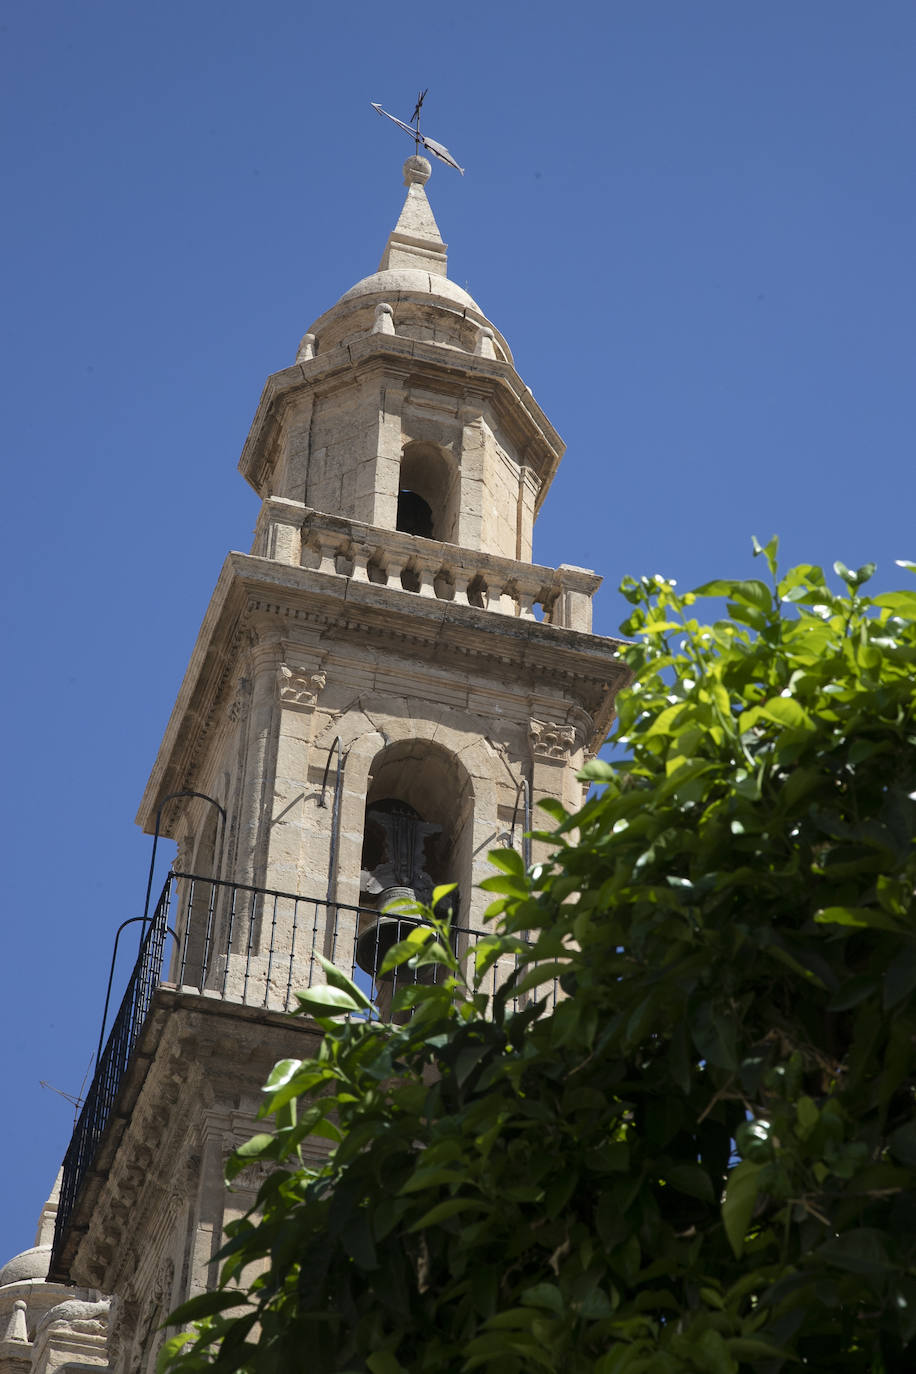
[354,740,474,1008]
[396,442,458,543]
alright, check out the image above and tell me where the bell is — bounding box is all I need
[355,887,436,983]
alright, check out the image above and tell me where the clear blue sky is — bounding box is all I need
[1,1,913,1264]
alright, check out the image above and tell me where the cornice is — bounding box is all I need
[137,552,631,830]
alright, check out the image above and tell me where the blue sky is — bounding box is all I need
[1,1,913,1264]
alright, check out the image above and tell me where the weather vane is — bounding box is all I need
[371,91,465,175]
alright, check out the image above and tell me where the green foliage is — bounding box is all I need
[161,545,916,1373]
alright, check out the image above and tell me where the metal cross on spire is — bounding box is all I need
[371,91,465,175]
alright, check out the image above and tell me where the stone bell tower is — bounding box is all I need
[33,157,630,1373]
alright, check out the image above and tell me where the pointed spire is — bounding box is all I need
[378,157,448,277]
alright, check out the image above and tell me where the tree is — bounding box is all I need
[161,543,916,1374]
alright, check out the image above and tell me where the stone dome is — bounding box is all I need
[336,267,483,314]
[300,160,514,366]
[0,1244,51,1287]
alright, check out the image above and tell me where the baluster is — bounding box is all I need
[494,580,517,615]
[517,587,538,620]
[416,562,437,598]
[385,552,407,586]
[349,547,370,583]
[452,571,471,606]
[313,534,339,577]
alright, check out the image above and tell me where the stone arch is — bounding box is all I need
[330,709,505,928]
[397,441,459,543]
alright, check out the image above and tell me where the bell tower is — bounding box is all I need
[40,157,630,1372]
[137,152,626,941]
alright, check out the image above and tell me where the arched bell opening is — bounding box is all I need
[396,441,458,544]
[355,740,474,1007]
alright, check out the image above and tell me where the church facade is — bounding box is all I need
[0,154,629,1373]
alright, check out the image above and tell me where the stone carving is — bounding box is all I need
[227,676,251,724]
[277,665,326,708]
[37,1297,110,1336]
[529,719,583,761]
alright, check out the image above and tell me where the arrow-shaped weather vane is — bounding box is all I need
[371,90,465,175]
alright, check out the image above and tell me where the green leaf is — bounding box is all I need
[166,1289,250,1325]
[814,906,902,932]
[294,984,364,1016]
[816,1229,889,1275]
[665,1163,715,1203]
[752,533,779,576]
[888,1121,916,1168]
[366,1352,406,1374]
[758,697,814,731]
[378,925,436,976]
[872,590,916,618]
[884,945,916,1010]
[722,1161,762,1258]
[580,758,615,780]
[313,952,373,1009]
[262,1058,302,1090]
[487,847,527,877]
[408,1198,488,1230]
[397,1166,468,1194]
[521,1283,565,1315]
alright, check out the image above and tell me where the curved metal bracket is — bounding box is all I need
[318,737,344,904]
[142,790,227,936]
[508,776,532,869]
[96,916,179,1066]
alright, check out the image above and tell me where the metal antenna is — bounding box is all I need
[370,94,465,175]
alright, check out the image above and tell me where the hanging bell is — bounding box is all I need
[355,887,437,983]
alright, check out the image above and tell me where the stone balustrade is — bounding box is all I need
[252,498,600,632]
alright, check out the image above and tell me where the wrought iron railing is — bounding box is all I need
[53,875,172,1275]
[51,871,543,1274]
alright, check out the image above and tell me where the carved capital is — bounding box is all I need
[277,665,326,709]
[529,719,583,762]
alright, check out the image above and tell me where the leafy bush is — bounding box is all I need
[161,544,916,1373]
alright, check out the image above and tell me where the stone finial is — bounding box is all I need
[403,155,431,186]
[372,303,396,336]
[296,332,317,363]
[4,1300,28,1343]
[378,158,448,277]
[474,327,497,360]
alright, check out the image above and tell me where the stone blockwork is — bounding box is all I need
[57,993,325,1374]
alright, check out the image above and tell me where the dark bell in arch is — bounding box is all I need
[355,887,433,983]
[355,885,459,984]
[396,489,434,539]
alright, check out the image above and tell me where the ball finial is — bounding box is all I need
[403,155,431,187]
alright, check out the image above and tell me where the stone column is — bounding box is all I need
[359,376,404,530]
[277,392,314,503]
[456,402,485,551]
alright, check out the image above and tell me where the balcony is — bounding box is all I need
[49,871,537,1281]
